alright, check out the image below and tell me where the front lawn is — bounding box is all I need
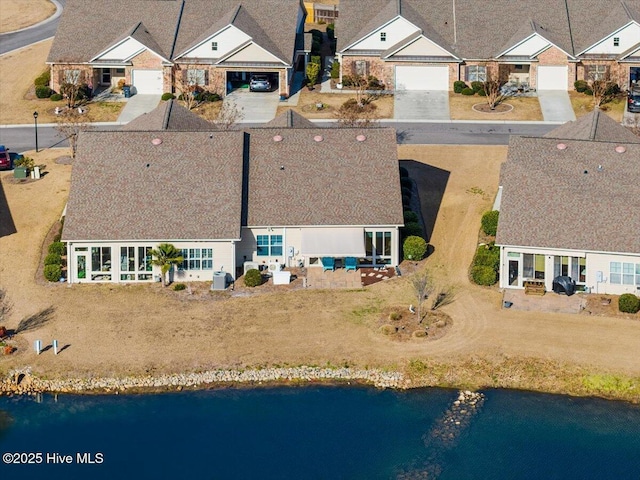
[276,90,394,120]
[569,91,626,122]
[449,93,543,121]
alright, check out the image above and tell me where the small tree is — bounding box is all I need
[55,111,90,159]
[59,69,84,108]
[306,62,320,88]
[335,98,378,127]
[411,270,434,324]
[213,99,245,130]
[481,210,500,236]
[151,243,184,287]
[174,67,201,110]
[483,67,505,110]
[588,72,616,109]
[0,288,12,326]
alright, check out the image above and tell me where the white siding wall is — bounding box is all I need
[504,35,549,57]
[585,252,640,295]
[67,241,236,284]
[224,43,283,63]
[97,38,146,61]
[584,23,640,55]
[391,36,452,57]
[348,17,420,51]
[182,26,251,59]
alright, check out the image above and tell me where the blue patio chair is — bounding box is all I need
[321,257,335,272]
[345,257,357,272]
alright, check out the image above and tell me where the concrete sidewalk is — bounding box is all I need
[537,91,576,123]
[116,95,161,124]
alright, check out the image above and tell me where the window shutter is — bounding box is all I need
[204,70,209,86]
[465,66,470,82]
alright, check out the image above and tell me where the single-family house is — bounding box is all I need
[337,0,640,92]
[47,0,307,98]
[61,108,404,284]
[495,110,640,295]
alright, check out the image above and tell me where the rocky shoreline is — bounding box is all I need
[0,366,407,396]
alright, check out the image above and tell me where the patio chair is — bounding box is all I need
[321,257,335,272]
[345,257,357,272]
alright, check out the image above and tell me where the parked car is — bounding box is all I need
[628,86,640,113]
[249,75,271,92]
[0,145,10,170]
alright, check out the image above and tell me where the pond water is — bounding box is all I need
[1,386,639,479]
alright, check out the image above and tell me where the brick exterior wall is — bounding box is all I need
[50,64,94,93]
[532,46,575,90]
[577,61,629,90]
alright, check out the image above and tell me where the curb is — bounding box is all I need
[0,0,63,37]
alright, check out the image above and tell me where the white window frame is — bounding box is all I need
[613,37,620,47]
[588,64,608,81]
[180,248,213,270]
[610,261,622,284]
[186,69,206,86]
[211,41,218,51]
[380,32,386,42]
[467,65,487,82]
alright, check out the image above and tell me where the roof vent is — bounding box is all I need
[597,164,603,172]
[273,135,283,142]
[556,143,567,150]
[313,135,323,142]
[151,138,162,146]
[583,170,588,174]
[615,145,626,154]
[280,165,285,171]
[356,134,366,142]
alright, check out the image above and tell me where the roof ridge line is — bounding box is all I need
[163,100,174,130]
[231,4,242,24]
[589,108,600,141]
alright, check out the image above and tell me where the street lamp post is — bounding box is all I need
[33,111,39,153]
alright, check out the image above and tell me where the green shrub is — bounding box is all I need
[50,93,63,101]
[161,92,175,101]
[44,264,62,282]
[471,265,497,286]
[461,87,475,95]
[584,88,593,96]
[311,55,321,65]
[618,294,640,314]
[403,210,419,223]
[200,91,220,102]
[34,70,51,87]
[402,194,411,206]
[48,241,65,256]
[14,156,34,169]
[399,166,409,178]
[326,23,335,40]
[453,81,467,94]
[473,244,500,270]
[53,233,62,242]
[330,61,340,79]
[400,177,412,189]
[471,81,484,93]
[44,253,61,266]
[244,269,263,287]
[173,283,187,291]
[306,62,320,86]
[481,210,500,236]
[403,235,428,261]
[574,80,588,92]
[35,86,52,98]
[367,76,384,90]
[402,222,423,238]
[401,186,412,199]
[477,88,486,96]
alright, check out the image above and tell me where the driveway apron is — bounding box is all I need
[394,91,450,120]
[226,89,280,123]
[116,95,162,123]
[537,91,576,123]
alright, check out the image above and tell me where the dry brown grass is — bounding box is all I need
[0,40,124,124]
[276,90,394,119]
[449,93,543,121]
[569,91,627,122]
[2,146,640,402]
[0,0,56,34]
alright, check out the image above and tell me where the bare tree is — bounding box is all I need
[411,270,434,324]
[213,99,244,130]
[15,306,55,334]
[55,110,90,158]
[174,67,201,110]
[483,67,506,110]
[335,99,379,127]
[588,72,615,109]
[0,288,12,326]
[430,286,455,311]
[59,69,85,109]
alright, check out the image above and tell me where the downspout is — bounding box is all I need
[67,242,72,284]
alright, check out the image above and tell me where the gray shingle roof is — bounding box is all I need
[245,128,404,227]
[263,109,316,129]
[496,135,640,254]
[122,100,215,131]
[338,0,640,59]
[544,109,640,143]
[48,0,183,63]
[62,131,245,241]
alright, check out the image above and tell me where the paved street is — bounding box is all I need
[0,0,65,56]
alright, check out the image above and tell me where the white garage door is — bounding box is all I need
[395,66,449,90]
[537,66,568,90]
[132,70,163,94]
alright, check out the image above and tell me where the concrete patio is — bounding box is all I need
[502,289,587,314]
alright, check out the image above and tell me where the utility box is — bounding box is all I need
[14,167,27,179]
[211,271,227,290]
[243,261,259,275]
[123,85,132,98]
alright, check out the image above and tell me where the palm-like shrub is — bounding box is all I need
[151,243,184,287]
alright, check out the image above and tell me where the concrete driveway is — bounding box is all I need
[116,95,161,123]
[394,90,450,120]
[226,89,280,123]
[537,90,576,123]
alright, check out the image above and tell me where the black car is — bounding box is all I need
[628,87,640,113]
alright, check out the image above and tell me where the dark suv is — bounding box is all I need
[628,86,640,113]
[0,146,10,170]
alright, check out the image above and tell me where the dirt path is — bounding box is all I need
[1,146,639,385]
[0,0,56,34]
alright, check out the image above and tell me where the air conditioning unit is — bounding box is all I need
[268,262,281,273]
